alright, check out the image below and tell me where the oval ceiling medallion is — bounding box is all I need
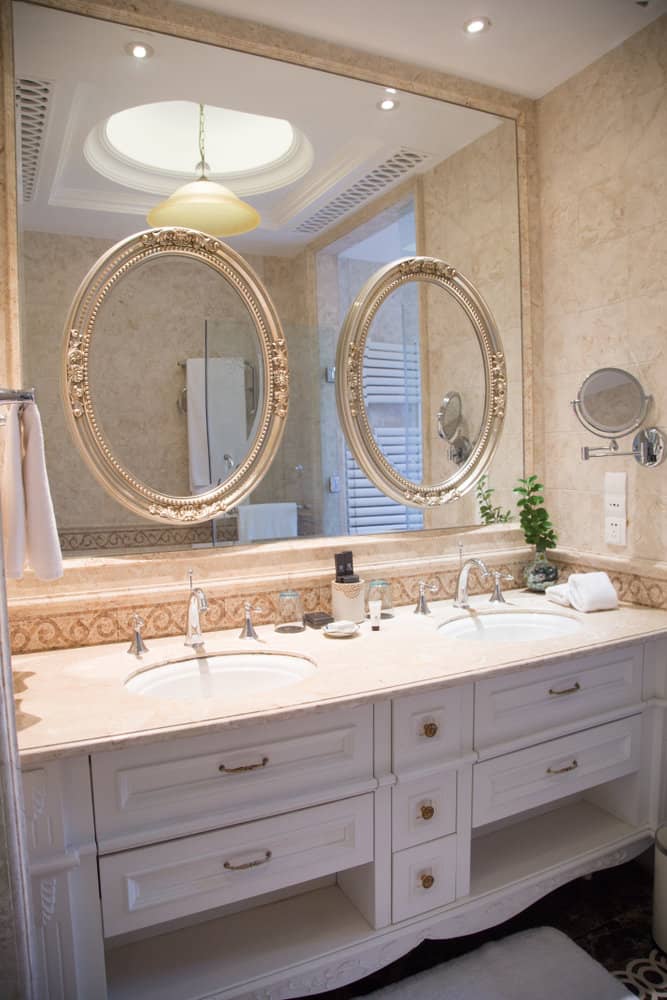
[84,100,313,197]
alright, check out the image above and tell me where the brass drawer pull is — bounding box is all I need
[548,681,581,696]
[420,873,435,889]
[420,804,435,821]
[224,850,272,871]
[422,721,439,739]
[219,756,269,774]
[547,758,578,775]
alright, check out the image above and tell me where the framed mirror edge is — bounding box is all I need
[1,0,540,585]
[62,227,288,523]
[335,256,506,507]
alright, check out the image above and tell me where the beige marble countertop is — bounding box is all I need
[14,591,667,765]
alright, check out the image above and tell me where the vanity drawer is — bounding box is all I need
[392,686,473,773]
[100,793,373,936]
[392,771,457,851]
[472,714,641,827]
[92,705,373,851]
[391,835,458,922]
[474,646,643,751]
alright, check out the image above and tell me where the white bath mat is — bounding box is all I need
[364,927,634,999]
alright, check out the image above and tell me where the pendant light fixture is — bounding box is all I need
[147,103,260,236]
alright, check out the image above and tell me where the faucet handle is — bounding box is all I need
[127,612,149,657]
[239,601,262,640]
[489,570,514,604]
[414,580,439,615]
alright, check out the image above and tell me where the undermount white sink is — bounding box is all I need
[438,610,584,642]
[125,651,316,700]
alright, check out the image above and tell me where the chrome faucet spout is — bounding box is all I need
[185,585,208,647]
[454,558,490,609]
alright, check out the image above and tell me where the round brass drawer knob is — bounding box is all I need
[420,873,435,890]
[420,804,435,821]
[422,721,438,738]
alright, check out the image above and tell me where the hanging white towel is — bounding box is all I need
[186,358,248,493]
[567,571,618,612]
[1,403,26,578]
[237,502,298,544]
[0,402,62,581]
[21,404,62,580]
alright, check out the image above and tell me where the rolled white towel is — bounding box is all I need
[545,583,571,607]
[567,571,618,613]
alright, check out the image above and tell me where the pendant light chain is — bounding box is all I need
[198,103,207,179]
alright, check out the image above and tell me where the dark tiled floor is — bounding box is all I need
[305,857,661,999]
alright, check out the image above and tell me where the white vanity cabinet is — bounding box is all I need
[21,637,667,1000]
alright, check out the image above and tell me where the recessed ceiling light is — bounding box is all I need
[463,16,491,34]
[125,41,154,59]
[377,98,399,112]
[385,87,397,95]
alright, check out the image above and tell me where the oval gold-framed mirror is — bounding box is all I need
[335,256,506,507]
[62,228,288,523]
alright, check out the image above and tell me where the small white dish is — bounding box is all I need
[323,621,361,639]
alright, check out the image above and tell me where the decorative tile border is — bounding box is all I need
[9,558,527,655]
[58,523,221,553]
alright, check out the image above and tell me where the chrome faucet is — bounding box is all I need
[185,570,208,647]
[454,558,490,609]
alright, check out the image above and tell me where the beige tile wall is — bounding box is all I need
[538,14,667,565]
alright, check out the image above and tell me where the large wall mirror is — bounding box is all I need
[13,0,524,556]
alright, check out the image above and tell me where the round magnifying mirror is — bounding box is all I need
[573,367,651,439]
[437,391,462,442]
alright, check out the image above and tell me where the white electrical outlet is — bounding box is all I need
[604,471,627,546]
[605,517,626,546]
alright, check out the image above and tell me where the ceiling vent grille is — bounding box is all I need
[295,148,431,234]
[15,78,52,203]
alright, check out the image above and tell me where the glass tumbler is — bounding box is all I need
[367,579,394,618]
[275,589,305,633]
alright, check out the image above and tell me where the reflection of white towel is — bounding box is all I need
[186,358,247,493]
[568,571,618,612]
[1,402,62,580]
[238,503,298,544]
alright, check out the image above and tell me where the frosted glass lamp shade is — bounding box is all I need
[147,178,260,236]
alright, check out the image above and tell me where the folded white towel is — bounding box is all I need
[1,403,26,578]
[545,583,571,607]
[21,404,62,581]
[567,571,618,613]
[237,502,298,544]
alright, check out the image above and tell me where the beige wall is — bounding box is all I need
[538,14,667,561]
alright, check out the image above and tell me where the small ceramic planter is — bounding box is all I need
[525,550,559,592]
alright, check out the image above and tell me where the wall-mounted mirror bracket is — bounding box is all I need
[581,428,665,467]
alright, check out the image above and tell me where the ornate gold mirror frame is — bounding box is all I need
[62,227,288,523]
[335,256,506,507]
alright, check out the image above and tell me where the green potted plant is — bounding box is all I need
[513,474,559,591]
[476,474,512,525]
